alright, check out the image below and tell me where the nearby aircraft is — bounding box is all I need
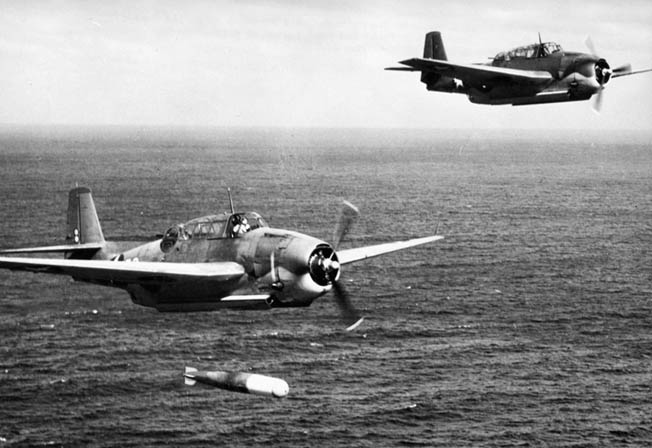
[386,31,652,111]
[0,187,442,331]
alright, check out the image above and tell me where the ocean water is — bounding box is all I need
[0,127,651,447]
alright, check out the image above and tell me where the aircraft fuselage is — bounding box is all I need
[465,51,601,105]
[387,32,649,108]
[95,226,335,312]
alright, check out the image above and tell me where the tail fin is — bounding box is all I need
[0,186,105,257]
[66,187,105,245]
[184,367,198,386]
[423,31,447,60]
[421,31,448,86]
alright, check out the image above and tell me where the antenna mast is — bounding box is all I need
[227,188,235,213]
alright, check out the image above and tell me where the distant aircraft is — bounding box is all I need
[386,31,652,111]
[0,187,442,331]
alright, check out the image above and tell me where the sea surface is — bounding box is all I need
[0,126,651,447]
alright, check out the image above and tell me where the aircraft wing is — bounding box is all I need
[612,67,652,78]
[0,243,104,254]
[388,58,553,87]
[337,235,443,265]
[0,257,245,284]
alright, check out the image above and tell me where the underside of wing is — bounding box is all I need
[391,58,552,87]
[155,295,272,312]
[337,235,443,265]
[0,257,245,284]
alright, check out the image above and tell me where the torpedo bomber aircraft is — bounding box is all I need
[386,31,652,110]
[0,187,442,330]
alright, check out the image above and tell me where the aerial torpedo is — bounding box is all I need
[184,367,289,398]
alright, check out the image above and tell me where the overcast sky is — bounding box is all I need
[1,0,651,130]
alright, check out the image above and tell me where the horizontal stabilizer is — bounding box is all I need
[337,235,443,265]
[0,243,104,255]
[385,67,420,71]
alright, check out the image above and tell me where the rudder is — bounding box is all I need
[423,31,447,60]
[66,187,105,245]
[421,31,450,87]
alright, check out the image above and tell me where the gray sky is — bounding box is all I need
[1,0,651,129]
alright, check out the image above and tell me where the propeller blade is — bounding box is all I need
[332,200,360,250]
[332,280,364,331]
[592,87,604,113]
[613,63,632,75]
[584,35,597,55]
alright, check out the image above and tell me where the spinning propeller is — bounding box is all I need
[584,36,642,112]
[330,200,364,331]
[267,200,363,330]
[265,200,439,331]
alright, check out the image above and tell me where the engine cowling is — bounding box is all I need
[253,232,338,307]
[308,244,340,286]
[595,58,612,85]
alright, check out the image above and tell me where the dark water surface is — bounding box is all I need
[1,127,651,447]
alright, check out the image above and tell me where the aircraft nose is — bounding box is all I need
[595,58,612,85]
[587,76,601,93]
[308,244,340,286]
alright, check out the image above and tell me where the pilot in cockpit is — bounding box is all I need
[537,43,548,58]
[231,214,251,237]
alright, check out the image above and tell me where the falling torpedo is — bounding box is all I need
[184,367,289,398]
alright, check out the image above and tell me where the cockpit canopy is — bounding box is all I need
[494,42,563,61]
[163,212,268,242]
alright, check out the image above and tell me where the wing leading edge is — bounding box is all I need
[337,235,443,265]
[612,67,652,78]
[0,243,104,255]
[0,257,245,284]
[388,58,552,87]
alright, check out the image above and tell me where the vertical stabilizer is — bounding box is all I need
[66,187,105,245]
[423,31,447,60]
[421,31,451,87]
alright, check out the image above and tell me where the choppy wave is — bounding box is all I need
[1,127,651,447]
